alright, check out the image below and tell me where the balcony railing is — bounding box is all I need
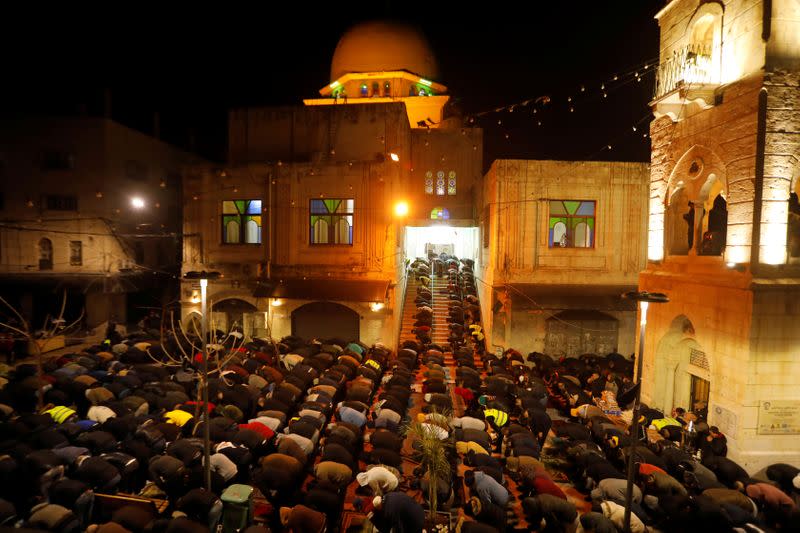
[654,44,716,100]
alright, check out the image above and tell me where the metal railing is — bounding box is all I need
[654,44,716,100]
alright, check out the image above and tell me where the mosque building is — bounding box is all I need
[181,21,649,363]
[639,0,800,471]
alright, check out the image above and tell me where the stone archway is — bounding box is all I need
[291,301,360,342]
[212,298,258,337]
[653,314,711,414]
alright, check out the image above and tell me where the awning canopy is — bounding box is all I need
[505,283,637,311]
[254,278,391,303]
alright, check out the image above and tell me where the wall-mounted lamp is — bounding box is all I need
[725,262,746,272]
[190,290,201,304]
[370,302,385,312]
[131,197,146,209]
[393,201,409,218]
[270,298,284,307]
[389,152,400,162]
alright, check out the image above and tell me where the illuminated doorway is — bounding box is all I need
[404,226,479,263]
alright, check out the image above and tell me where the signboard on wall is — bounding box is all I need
[758,400,800,435]
[713,405,738,437]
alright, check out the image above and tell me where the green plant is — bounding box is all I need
[403,409,453,520]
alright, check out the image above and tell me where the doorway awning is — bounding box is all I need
[505,283,638,311]
[253,278,391,302]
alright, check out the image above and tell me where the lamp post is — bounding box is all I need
[184,270,221,491]
[621,290,669,533]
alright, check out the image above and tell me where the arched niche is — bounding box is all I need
[653,314,712,416]
[664,145,728,257]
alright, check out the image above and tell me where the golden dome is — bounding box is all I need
[330,21,439,82]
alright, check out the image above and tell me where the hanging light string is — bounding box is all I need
[466,56,660,124]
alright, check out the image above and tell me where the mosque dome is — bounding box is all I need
[330,21,439,82]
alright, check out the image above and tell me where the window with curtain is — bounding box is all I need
[310,199,354,245]
[222,200,262,244]
[548,200,595,248]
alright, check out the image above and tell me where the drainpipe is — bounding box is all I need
[751,88,768,274]
[762,0,772,42]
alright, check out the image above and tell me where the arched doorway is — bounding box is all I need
[211,298,259,338]
[291,301,359,342]
[653,315,711,415]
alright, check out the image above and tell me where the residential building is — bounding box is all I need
[0,116,203,330]
[478,160,650,358]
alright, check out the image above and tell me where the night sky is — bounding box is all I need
[1,2,664,165]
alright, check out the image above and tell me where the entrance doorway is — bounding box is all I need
[653,315,712,416]
[690,375,710,419]
[404,226,479,264]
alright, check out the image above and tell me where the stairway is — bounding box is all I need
[430,274,451,347]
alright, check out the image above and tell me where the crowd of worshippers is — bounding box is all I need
[0,326,431,533]
[409,255,485,353]
[446,347,800,533]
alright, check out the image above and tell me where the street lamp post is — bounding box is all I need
[621,290,669,533]
[184,270,221,492]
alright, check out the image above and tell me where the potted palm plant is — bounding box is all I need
[404,410,453,532]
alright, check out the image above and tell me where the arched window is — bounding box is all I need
[574,222,589,247]
[667,188,692,255]
[435,171,446,196]
[335,217,351,243]
[699,194,727,256]
[245,219,261,244]
[552,222,567,247]
[310,198,354,245]
[424,171,434,195]
[383,82,391,96]
[38,238,53,270]
[312,218,329,244]
[431,207,450,220]
[371,82,379,97]
[360,84,368,97]
[548,200,595,248]
[447,171,456,195]
[226,219,240,243]
[687,5,722,84]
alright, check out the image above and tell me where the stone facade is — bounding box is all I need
[478,159,650,358]
[641,0,800,472]
[183,101,481,348]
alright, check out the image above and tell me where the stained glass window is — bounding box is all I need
[548,200,595,248]
[436,171,446,196]
[431,207,450,220]
[424,171,434,195]
[310,198,354,245]
[222,200,262,244]
[447,171,457,195]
